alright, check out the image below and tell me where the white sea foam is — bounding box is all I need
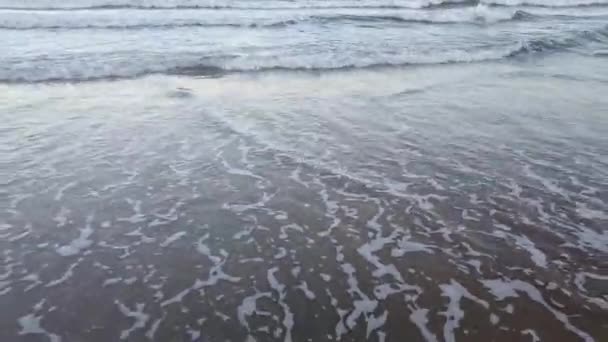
[439,280,489,342]
[53,207,70,227]
[512,234,547,268]
[409,307,438,342]
[374,283,421,299]
[8,229,30,242]
[45,258,83,287]
[18,314,61,342]
[22,273,42,291]
[573,226,608,253]
[160,231,187,247]
[482,0,608,6]
[492,229,548,268]
[482,278,595,342]
[115,300,150,340]
[162,246,240,307]
[366,310,388,339]
[391,235,434,256]
[146,313,165,339]
[320,273,332,282]
[103,277,122,286]
[237,291,272,334]
[296,281,316,300]
[574,272,608,310]
[56,216,94,257]
[118,199,146,224]
[54,181,77,201]
[17,300,61,342]
[267,267,294,342]
[521,328,541,342]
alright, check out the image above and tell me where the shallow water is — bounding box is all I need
[1,0,608,341]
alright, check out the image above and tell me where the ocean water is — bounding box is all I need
[1,0,608,341]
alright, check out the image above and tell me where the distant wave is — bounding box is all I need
[168,46,532,75]
[4,28,606,84]
[5,7,607,31]
[0,22,247,30]
[508,26,608,56]
[0,4,474,11]
[0,8,532,31]
[481,0,608,7]
[315,9,532,24]
[3,0,608,11]
[0,0,476,11]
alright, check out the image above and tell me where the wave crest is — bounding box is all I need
[0,6,528,30]
[481,0,608,7]
[1,33,595,84]
[0,0,476,11]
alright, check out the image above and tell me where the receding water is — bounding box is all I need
[1,0,607,341]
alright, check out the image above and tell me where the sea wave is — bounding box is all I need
[316,7,528,24]
[0,6,531,30]
[3,6,606,31]
[3,31,604,84]
[0,0,475,11]
[2,0,608,11]
[0,22,247,30]
[481,0,608,7]
[508,27,608,55]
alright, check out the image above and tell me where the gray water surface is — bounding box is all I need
[1,0,608,341]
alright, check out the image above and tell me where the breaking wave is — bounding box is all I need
[4,29,607,84]
[0,7,533,31]
[481,0,608,7]
[0,0,476,11]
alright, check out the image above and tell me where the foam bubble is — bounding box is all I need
[482,278,594,342]
[439,280,489,342]
[56,217,94,257]
[409,307,438,342]
[115,300,150,340]
[160,231,187,247]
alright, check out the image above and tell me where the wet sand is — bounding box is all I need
[1,58,608,341]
